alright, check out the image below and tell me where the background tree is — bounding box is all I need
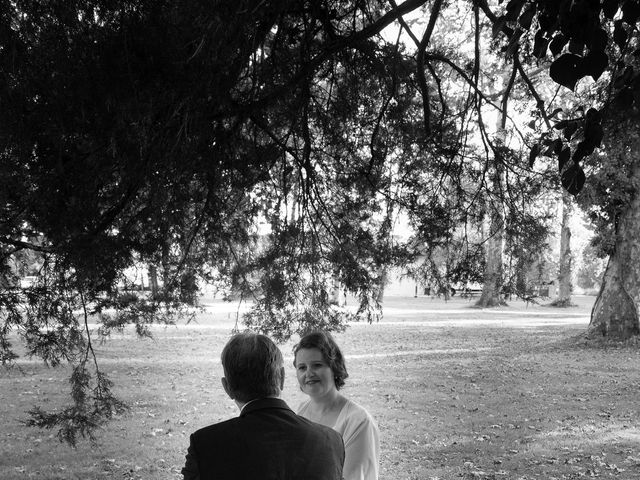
[551,191,575,306]
[512,0,640,337]
[576,242,607,293]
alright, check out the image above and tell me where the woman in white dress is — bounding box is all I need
[294,331,380,480]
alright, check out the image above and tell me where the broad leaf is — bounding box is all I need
[558,147,571,172]
[613,20,627,49]
[568,39,585,56]
[561,163,586,196]
[549,33,568,57]
[622,0,640,24]
[563,121,578,141]
[585,50,608,81]
[505,0,526,21]
[590,28,608,52]
[532,29,549,58]
[550,53,583,90]
[573,141,592,163]
[603,0,620,19]
[543,138,563,157]
[582,109,604,151]
[518,4,536,30]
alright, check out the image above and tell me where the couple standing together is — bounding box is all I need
[181,330,380,480]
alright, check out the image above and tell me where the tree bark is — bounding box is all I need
[476,61,513,308]
[476,95,507,307]
[329,279,344,306]
[477,140,505,307]
[376,268,388,303]
[589,173,640,339]
[589,123,640,340]
[148,265,159,296]
[476,198,505,307]
[553,191,574,306]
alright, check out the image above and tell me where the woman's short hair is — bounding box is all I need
[221,332,283,403]
[293,331,349,390]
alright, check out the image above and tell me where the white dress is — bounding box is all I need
[298,398,380,480]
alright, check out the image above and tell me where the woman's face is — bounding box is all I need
[295,347,336,398]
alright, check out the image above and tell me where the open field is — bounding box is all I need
[2,295,640,479]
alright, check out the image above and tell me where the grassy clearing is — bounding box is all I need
[1,295,640,479]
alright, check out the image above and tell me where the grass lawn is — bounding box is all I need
[1,295,640,479]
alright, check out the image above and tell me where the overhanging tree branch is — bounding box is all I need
[221,0,428,118]
[0,238,53,254]
[415,0,444,137]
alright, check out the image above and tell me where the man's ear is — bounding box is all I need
[221,377,234,399]
[279,366,285,390]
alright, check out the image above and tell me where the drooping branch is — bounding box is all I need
[425,52,503,112]
[514,58,552,130]
[223,0,429,119]
[369,27,401,175]
[387,0,445,131]
[501,58,518,131]
[415,0,444,136]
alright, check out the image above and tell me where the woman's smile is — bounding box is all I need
[294,348,337,397]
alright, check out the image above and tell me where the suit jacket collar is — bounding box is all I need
[240,397,292,417]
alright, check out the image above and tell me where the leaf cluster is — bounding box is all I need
[24,364,128,447]
[499,0,640,195]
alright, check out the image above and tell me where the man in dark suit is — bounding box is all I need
[181,332,345,480]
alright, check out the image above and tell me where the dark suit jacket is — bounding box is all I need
[181,397,345,480]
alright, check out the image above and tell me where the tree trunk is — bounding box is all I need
[553,191,574,306]
[329,279,344,306]
[476,152,505,308]
[148,265,159,296]
[376,268,388,303]
[476,63,513,308]
[161,238,171,291]
[476,99,507,308]
[476,200,505,307]
[589,161,640,339]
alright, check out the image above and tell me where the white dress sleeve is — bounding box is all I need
[336,401,380,480]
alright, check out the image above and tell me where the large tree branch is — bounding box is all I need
[0,237,53,254]
[475,0,552,130]
[221,0,428,118]
[501,56,518,131]
[388,0,458,135]
[415,0,444,137]
[514,58,552,129]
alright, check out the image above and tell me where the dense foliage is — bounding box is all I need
[1,0,638,442]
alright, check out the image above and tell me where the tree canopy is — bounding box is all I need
[2,0,639,443]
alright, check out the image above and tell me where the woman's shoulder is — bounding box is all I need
[336,397,380,448]
[341,398,376,425]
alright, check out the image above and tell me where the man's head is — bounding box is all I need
[220,332,285,404]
